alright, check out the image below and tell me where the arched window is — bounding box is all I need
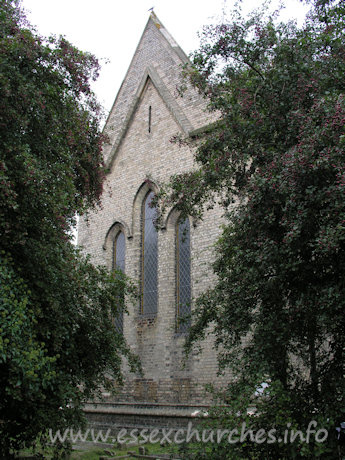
[141,191,158,315]
[176,218,191,332]
[113,231,125,332]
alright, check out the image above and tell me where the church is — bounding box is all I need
[78,12,227,429]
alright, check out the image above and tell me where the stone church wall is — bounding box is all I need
[78,14,229,410]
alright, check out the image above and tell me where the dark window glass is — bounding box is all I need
[148,105,152,133]
[113,231,125,332]
[176,218,191,332]
[141,191,158,315]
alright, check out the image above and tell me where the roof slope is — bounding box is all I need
[102,12,214,169]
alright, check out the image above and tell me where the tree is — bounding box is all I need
[0,1,139,456]
[156,0,345,457]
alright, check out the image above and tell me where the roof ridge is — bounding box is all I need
[148,11,188,61]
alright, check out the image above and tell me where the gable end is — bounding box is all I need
[105,66,194,171]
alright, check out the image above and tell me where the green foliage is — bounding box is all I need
[0,1,140,457]
[157,0,345,457]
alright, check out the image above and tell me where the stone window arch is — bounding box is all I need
[140,190,158,316]
[113,230,125,332]
[176,217,191,332]
[103,221,129,333]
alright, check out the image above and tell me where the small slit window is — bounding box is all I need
[176,218,191,332]
[141,191,158,315]
[113,231,125,332]
[148,105,152,133]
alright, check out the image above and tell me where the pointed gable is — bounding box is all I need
[78,14,228,416]
[102,13,213,169]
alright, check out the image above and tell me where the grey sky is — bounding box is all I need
[20,0,308,117]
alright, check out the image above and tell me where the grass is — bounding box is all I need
[70,448,107,459]
[17,441,181,459]
[71,442,181,458]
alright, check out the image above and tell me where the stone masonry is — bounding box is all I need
[78,13,229,428]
